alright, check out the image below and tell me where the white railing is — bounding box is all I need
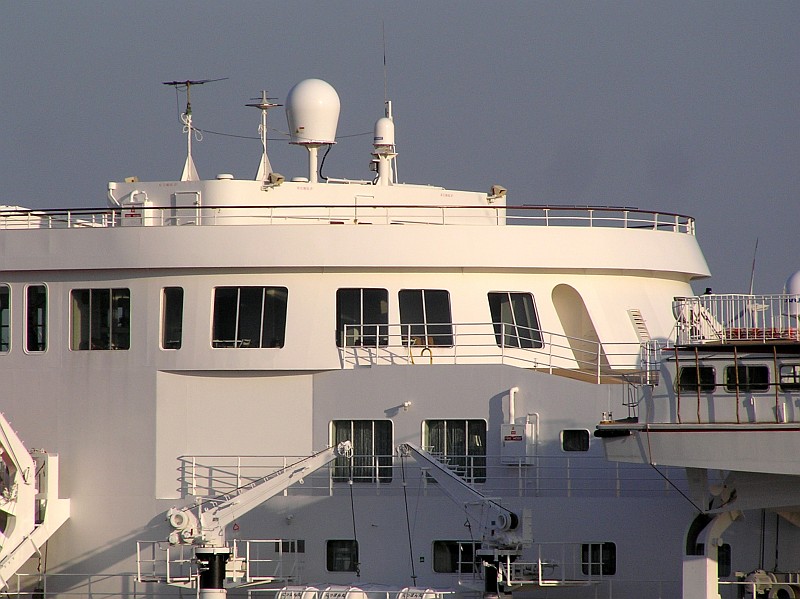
[136,539,305,589]
[674,294,800,345]
[176,453,686,500]
[0,204,695,233]
[338,322,649,383]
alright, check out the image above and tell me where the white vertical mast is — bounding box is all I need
[246,91,281,181]
[163,78,227,182]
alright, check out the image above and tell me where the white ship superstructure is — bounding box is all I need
[0,78,737,598]
[599,286,800,598]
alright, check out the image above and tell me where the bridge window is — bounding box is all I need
[161,287,184,350]
[724,365,769,393]
[0,285,8,353]
[678,366,716,392]
[399,289,453,347]
[336,288,388,347]
[433,540,481,573]
[331,420,393,483]
[326,540,358,572]
[779,364,800,391]
[71,288,130,350]
[561,429,590,452]
[488,292,543,348]
[26,285,47,352]
[212,286,287,348]
[581,542,616,576]
[423,419,486,483]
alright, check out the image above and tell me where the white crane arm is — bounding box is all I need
[398,442,519,548]
[168,441,352,547]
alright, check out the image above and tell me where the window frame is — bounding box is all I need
[331,419,393,483]
[488,291,543,349]
[423,419,486,483]
[70,288,131,351]
[779,364,800,391]
[0,284,9,353]
[211,286,288,349]
[581,542,616,576]
[432,540,482,574]
[678,365,716,393]
[399,289,454,347]
[25,284,47,353]
[561,429,590,452]
[336,288,389,347]
[724,364,770,393]
[326,539,359,572]
[161,287,184,350]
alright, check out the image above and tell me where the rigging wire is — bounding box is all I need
[648,464,704,513]
[348,461,361,578]
[400,452,418,585]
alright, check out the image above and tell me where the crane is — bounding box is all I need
[397,443,523,598]
[0,412,69,590]
[165,441,352,599]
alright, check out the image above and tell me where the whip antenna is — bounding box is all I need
[162,78,228,181]
[749,237,759,295]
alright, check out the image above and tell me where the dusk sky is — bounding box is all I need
[2,2,798,294]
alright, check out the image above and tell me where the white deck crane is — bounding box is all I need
[164,441,352,599]
[0,412,69,590]
[397,443,524,598]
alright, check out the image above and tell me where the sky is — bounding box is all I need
[2,2,799,294]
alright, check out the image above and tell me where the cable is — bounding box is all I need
[400,453,418,585]
[319,144,333,181]
[649,464,704,513]
[348,461,361,578]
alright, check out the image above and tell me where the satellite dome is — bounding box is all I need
[285,79,340,145]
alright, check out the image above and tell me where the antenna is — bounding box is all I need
[162,78,228,181]
[749,237,759,295]
[246,91,282,181]
[382,21,388,105]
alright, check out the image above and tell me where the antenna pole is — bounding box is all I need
[246,91,282,181]
[749,237,759,295]
[162,78,228,181]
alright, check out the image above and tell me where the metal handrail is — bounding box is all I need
[177,452,685,500]
[338,321,650,383]
[0,204,696,233]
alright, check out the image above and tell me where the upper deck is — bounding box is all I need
[672,293,800,346]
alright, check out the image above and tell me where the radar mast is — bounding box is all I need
[162,78,227,181]
[246,91,281,181]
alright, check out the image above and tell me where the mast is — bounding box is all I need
[245,91,281,181]
[162,78,227,181]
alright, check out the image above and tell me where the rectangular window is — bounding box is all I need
[433,540,481,574]
[678,366,715,392]
[0,285,9,353]
[26,285,47,352]
[424,419,486,483]
[581,542,616,576]
[331,420,392,483]
[724,365,770,393]
[71,288,130,350]
[779,364,800,391]
[488,292,543,348]
[212,286,288,348]
[273,540,305,553]
[399,289,453,347]
[561,429,590,452]
[326,540,358,572]
[162,287,184,350]
[336,288,388,347]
